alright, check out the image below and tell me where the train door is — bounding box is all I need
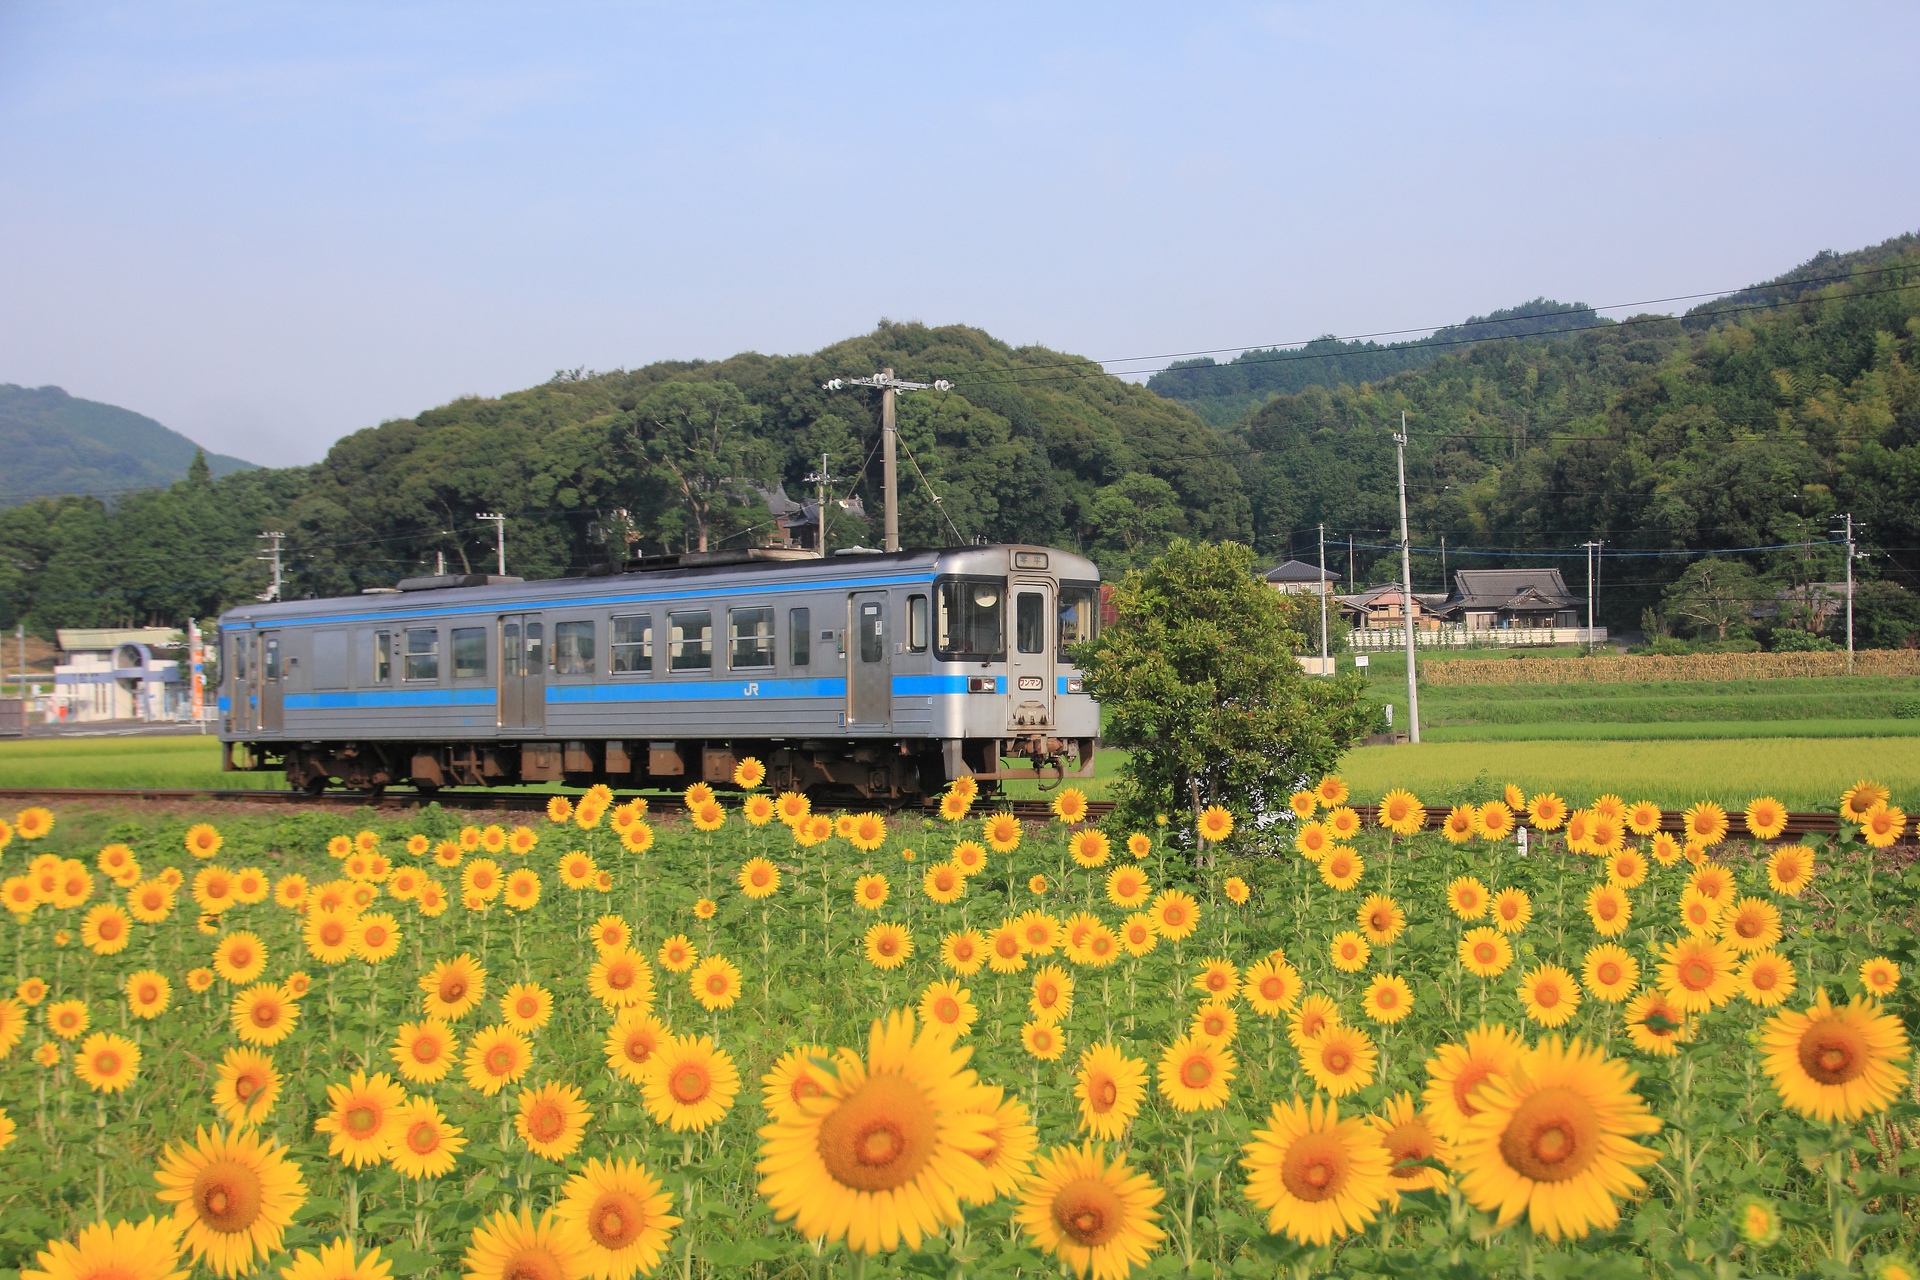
[230,633,258,732]
[847,592,891,729]
[1008,581,1055,728]
[259,631,284,731]
[498,614,546,731]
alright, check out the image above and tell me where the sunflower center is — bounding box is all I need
[412,1037,441,1063]
[528,1102,565,1142]
[1475,944,1495,964]
[1051,1175,1125,1246]
[1499,1086,1601,1182]
[94,1050,121,1075]
[1452,1062,1495,1117]
[517,998,538,1018]
[345,1103,380,1137]
[816,1072,938,1192]
[1091,1077,1118,1110]
[591,1189,648,1248]
[235,1072,261,1100]
[251,1002,281,1028]
[1736,916,1761,939]
[669,1062,711,1104]
[442,978,467,1001]
[1798,1020,1869,1085]
[1680,959,1714,990]
[1279,1133,1350,1202]
[487,1046,514,1075]
[500,1246,564,1280]
[1534,984,1560,1008]
[192,1159,264,1232]
[1382,1121,1433,1179]
[934,997,960,1023]
[1597,962,1621,985]
[706,974,728,993]
[1751,967,1777,991]
[1321,1046,1351,1074]
[321,923,346,946]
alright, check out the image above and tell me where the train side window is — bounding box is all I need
[669,611,712,671]
[907,595,929,652]
[372,630,391,683]
[403,628,439,681]
[555,621,595,675]
[729,607,775,669]
[859,601,885,662]
[789,608,810,667]
[525,622,544,671]
[1015,592,1044,654]
[230,635,246,682]
[452,627,487,679]
[263,636,280,681]
[612,615,652,673]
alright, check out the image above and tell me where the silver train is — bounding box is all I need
[217,544,1101,798]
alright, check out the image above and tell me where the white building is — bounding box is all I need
[52,628,184,722]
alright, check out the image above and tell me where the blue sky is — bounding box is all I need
[2,3,1915,467]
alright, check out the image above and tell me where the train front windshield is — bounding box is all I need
[936,578,1005,659]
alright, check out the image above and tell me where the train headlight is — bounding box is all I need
[967,676,996,693]
[1066,678,1084,694]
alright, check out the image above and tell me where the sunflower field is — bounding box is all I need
[0,773,1916,1280]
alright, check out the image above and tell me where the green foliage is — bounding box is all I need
[1075,540,1371,830]
[0,322,1249,631]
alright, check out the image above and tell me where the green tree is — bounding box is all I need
[627,381,770,552]
[1662,559,1764,640]
[1075,540,1372,841]
[1087,472,1185,566]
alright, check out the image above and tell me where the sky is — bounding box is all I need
[2,3,1916,468]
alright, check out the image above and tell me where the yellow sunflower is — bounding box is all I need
[1022,1020,1067,1061]
[552,1156,680,1280]
[1518,965,1581,1028]
[81,903,133,956]
[1744,796,1788,840]
[390,1018,458,1084]
[74,1031,140,1093]
[918,980,978,1041]
[1740,952,1797,1008]
[1476,801,1517,841]
[17,1215,187,1280]
[1447,876,1489,920]
[214,1047,281,1127]
[1356,894,1405,946]
[1157,1032,1235,1112]
[1605,847,1648,888]
[1451,1037,1662,1241]
[154,1126,307,1276]
[1527,792,1567,831]
[641,1034,738,1133]
[516,1081,592,1162]
[1197,805,1235,842]
[1325,806,1362,841]
[1191,957,1240,1001]
[1721,896,1783,954]
[1241,958,1301,1017]
[230,984,298,1047]
[1861,956,1901,997]
[1760,990,1911,1121]
[314,1070,405,1169]
[1118,914,1158,958]
[1014,1142,1167,1278]
[463,1208,583,1280]
[1584,884,1631,938]
[351,913,402,964]
[1623,989,1693,1057]
[1372,1091,1447,1197]
[862,924,913,971]
[1624,800,1663,836]
[1442,804,1477,844]
[1288,789,1318,819]
[1422,1023,1526,1145]
[690,955,743,1008]
[1329,930,1370,973]
[502,982,554,1033]
[1657,936,1741,1013]
[1682,800,1730,847]
[1581,945,1639,1004]
[302,910,357,967]
[1300,1025,1376,1098]
[1241,1094,1392,1245]
[1362,973,1413,1024]
[1491,887,1531,934]
[1068,828,1111,868]
[1377,789,1425,835]
[1075,1042,1148,1140]
[755,1009,998,1253]
[462,1025,533,1097]
[125,970,171,1020]
[939,929,987,976]
[922,862,965,905]
[421,954,488,1020]
[1319,847,1364,891]
[1288,994,1341,1050]
[1766,845,1814,896]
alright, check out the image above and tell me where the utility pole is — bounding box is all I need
[821,371,953,552]
[804,453,836,558]
[1318,522,1330,675]
[1835,514,1850,671]
[1394,413,1420,743]
[436,551,446,576]
[256,532,284,602]
[1580,540,1603,651]
[476,513,506,575]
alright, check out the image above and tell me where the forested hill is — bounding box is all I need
[1147,299,1608,428]
[1230,233,1920,640]
[0,384,257,506]
[0,323,1246,631]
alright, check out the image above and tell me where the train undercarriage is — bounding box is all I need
[226,735,1097,802]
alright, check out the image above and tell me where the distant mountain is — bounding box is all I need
[0,384,258,507]
[1147,298,1608,428]
[1682,230,1920,329]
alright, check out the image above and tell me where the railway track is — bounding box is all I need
[0,786,1119,824]
[0,788,1851,836]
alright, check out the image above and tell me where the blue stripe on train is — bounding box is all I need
[285,689,498,710]
[546,677,847,703]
